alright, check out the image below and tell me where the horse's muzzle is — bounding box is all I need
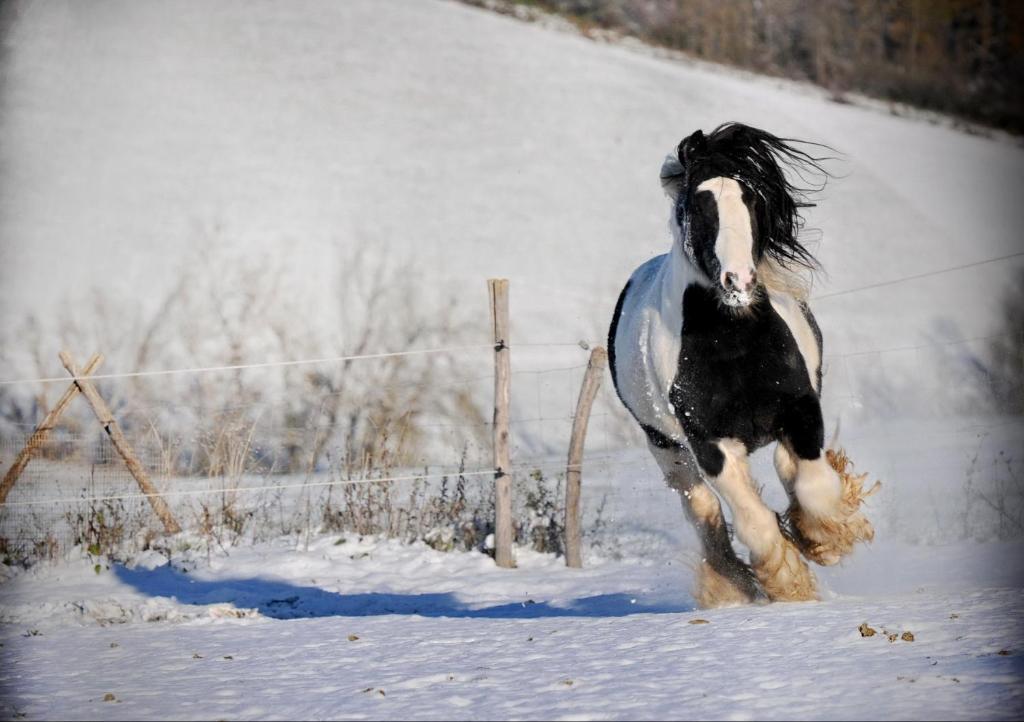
[720,269,758,307]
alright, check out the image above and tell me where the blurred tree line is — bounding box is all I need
[521,0,1024,133]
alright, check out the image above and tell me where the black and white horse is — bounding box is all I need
[608,123,875,607]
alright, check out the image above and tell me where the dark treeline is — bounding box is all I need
[523,0,1024,133]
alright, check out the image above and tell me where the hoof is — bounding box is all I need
[788,448,879,566]
[694,561,766,608]
[752,536,818,602]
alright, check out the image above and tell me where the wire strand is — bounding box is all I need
[0,344,597,388]
[0,455,634,508]
[812,251,1024,301]
[0,344,496,387]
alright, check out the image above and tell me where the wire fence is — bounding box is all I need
[0,343,644,563]
[0,308,1021,564]
[809,250,1024,302]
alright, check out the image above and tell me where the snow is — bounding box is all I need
[2,534,1023,720]
[2,0,1022,365]
[2,441,1022,719]
[1,0,1023,719]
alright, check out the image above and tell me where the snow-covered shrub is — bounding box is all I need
[0,246,500,562]
[520,468,565,555]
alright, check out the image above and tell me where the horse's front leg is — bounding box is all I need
[689,436,817,602]
[648,442,765,608]
[776,395,876,566]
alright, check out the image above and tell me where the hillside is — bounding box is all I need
[0,2,1022,719]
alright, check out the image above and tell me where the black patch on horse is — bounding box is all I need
[606,278,631,399]
[670,284,824,475]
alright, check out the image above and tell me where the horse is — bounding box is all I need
[607,122,875,607]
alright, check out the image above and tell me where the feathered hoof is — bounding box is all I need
[790,448,880,566]
[694,561,766,609]
[752,536,818,602]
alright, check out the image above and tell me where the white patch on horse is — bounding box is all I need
[612,253,690,444]
[697,177,756,306]
[792,455,841,518]
[708,439,780,557]
[767,290,821,392]
[773,442,799,489]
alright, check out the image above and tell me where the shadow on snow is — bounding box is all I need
[113,564,692,620]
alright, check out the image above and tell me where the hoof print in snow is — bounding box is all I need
[858,622,877,637]
[998,649,1011,656]
[348,634,359,641]
[901,632,915,642]
[102,693,116,702]
[222,655,233,660]
[192,653,203,659]
[688,618,710,625]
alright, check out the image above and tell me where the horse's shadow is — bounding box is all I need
[113,565,692,620]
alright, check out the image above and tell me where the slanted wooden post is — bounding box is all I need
[564,346,607,568]
[59,351,181,535]
[488,278,514,568]
[0,354,104,506]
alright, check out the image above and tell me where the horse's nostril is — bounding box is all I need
[723,272,738,290]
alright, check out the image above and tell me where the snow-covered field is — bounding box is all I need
[2,532,1023,720]
[1,0,1023,719]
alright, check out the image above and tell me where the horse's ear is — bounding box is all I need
[661,128,705,199]
[678,129,706,167]
[659,153,686,199]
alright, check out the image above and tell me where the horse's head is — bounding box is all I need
[660,122,829,309]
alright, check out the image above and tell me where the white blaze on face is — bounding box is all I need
[697,177,756,306]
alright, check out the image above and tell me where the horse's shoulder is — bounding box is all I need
[766,289,823,392]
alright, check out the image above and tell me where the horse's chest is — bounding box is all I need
[671,289,809,448]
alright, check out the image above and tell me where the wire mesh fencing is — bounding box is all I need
[0,345,646,565]
[0,327,1021,566]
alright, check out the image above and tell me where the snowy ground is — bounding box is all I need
[2,534,1023,720]
[2,436,1023,720]
[2,0,1024,719]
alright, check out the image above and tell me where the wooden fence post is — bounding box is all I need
[59,351,182,535]
[0,354,104,506]
[565,346,607,568]
[488,278,514,569]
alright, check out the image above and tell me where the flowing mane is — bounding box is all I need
[661,121,834,278]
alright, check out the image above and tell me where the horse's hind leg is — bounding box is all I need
[691,438,817,602]
[648,442,764,607]
[777,395,875,566]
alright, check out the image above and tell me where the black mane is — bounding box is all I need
[669,122,834,271]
